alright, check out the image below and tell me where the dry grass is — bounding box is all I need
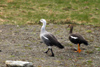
[0,0,100,26]
[7,0,13,3]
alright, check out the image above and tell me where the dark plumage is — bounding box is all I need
[41,34,64,49]
[40,19,64,57]
[68,24,88,53]
[69,34,88,45]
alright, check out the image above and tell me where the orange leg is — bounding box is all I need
[74,44,81,53]
[77,44,81,53]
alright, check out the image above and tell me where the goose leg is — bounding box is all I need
[50,48,54,57]
[44,48,50,53]
[44,46,51,53]
[74,44,81,53]
[77,44,81,53]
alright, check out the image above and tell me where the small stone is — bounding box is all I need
[5,60,34,67]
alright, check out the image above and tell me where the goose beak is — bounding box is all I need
[39,21,41,23]
[39,21,41,24]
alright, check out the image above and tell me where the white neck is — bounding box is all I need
[41,21,46,33]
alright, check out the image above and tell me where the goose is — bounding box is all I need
[67,24,88,53]
[39,19,64,57]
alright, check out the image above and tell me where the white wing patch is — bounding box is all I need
[70,36,78,39]
[48,46,52,49]
[43,35,49,40]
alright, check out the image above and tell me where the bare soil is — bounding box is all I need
[0,24,100,67]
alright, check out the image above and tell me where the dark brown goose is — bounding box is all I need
[67,24,88,53]
[40,19,64,57]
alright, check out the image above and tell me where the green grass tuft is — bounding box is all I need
[86,30,92,33]
[87,60,93,64]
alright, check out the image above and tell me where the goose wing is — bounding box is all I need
[41,33,64,48]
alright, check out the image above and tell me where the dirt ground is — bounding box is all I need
[0,24,100,67]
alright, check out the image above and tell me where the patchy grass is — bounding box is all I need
[86,30,92,33]
[67,43,73,47]
[87,60,93,64]
[85,50,94,54]
[10,55,15,58]
[77,57,84,60]
[0,25,99,67]
[95,47,100,51]
[0,0,100,26]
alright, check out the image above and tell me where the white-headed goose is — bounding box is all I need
[67,24,88,53]
[40,19,64,57]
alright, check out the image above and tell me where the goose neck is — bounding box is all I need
[41,22,46,33]
[69,26,73,34]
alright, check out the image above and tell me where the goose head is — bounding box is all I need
[39,19,46,24]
